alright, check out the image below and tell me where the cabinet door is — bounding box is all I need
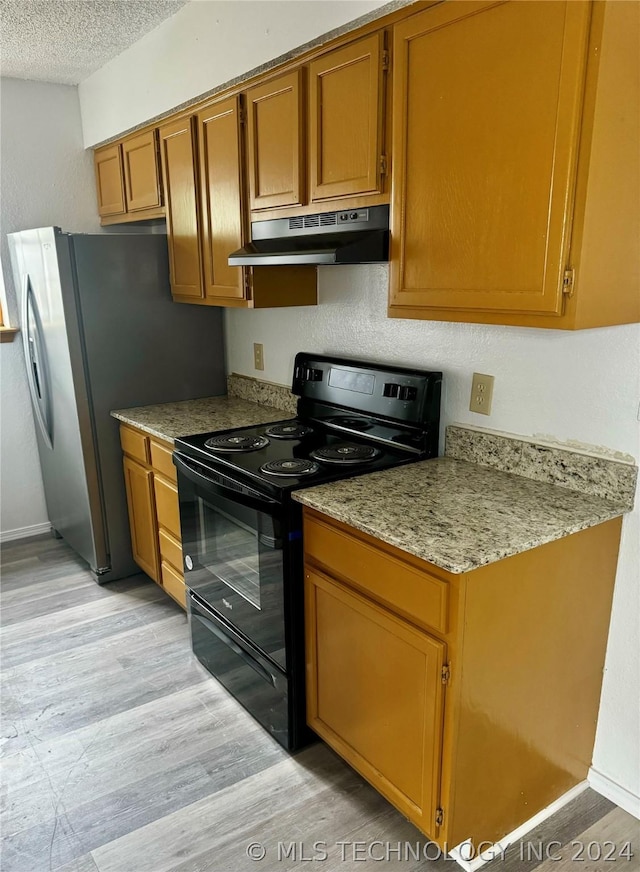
[122,130,162,212]
[305,568,446,833]
[158,117,203,300]
[94,144,125,217]
[198,97,247,302]
[309,33,385,202]
[390,0,591,316]
[246,70,305,210]
[122,456,159,582]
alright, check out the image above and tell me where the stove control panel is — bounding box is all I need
[293,352,442,426]
[383,383,418,401]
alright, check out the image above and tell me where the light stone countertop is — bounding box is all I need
[292,457,627,574]
[111,395,288,444]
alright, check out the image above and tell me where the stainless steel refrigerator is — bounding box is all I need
[8,227,226,582]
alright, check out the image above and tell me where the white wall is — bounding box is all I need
[79,0,390,146]
[0,77,100,539]
[77,0,640,812]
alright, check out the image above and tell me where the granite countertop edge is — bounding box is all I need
[111,395,286,444]
[292,458,627,574]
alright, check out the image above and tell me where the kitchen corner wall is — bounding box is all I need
[0,77,100,540]
[77,0,640,814]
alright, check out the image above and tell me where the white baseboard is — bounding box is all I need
[589,767,640,819]
[449,781,589,871]
[0,522,52,544]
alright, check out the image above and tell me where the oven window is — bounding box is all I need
[195,491,282,611]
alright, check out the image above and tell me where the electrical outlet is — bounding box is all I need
[469,373,494,415]
[253,343,264,371]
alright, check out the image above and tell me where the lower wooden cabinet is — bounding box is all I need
[305,567,446,832]
[303,507,623,853]
[120,424,186,609]
[122,455,159,582]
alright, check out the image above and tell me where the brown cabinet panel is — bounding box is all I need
[390,0,591,316]
[305,514,447,634]
[309,33,385,201]
[150,439,177,483]
[122,130,162,212]
[198,96,247,302]
[94,144,126,217]
[161,561,187,608]
[122,456,159,582]
[159,528,183,576]
[306,567,446,831]
[158,116,203,300]
[120,425,150,465]
[154,474,181,540]
[246,70,305,210]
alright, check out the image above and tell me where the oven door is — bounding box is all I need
[174,452,287,669]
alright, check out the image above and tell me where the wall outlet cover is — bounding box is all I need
[470,372,494,415]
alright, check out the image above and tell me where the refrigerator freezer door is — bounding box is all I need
[9,228,108,575]
[21,274,53,449]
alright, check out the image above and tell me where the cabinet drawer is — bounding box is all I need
[150,439,177,483]
[159,527,183,575]
[154,475,181,539]
[161,561,186,608]
[304,515,448,634]
[120,425,150,465]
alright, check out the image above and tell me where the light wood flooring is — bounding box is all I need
[1,535,638,872]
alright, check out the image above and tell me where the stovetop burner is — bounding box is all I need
[204,434,270,452]
[260,458,320,477]
[310,443,381,465]
[264,423,314,440]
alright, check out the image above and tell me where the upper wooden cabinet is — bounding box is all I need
[158,116,204,302]
[309,33,386,202]
[94,132,164,224]
[122,130,162,212]
[94,144,125,218]
[159,100,317,309]
[198,97,248,303]
[246,71,305,211]
[245,31,389,216]
[389,0,640,329]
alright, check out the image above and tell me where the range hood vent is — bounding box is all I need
[228,205,389,267]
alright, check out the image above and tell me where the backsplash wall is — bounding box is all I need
[225,264,640,459]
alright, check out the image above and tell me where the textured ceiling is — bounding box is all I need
[0,0,189,85]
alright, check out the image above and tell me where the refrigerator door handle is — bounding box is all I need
[21,274,53,449]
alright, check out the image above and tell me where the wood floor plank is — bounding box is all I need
[1,535,637,872]
[531,806,640,871]
[90,746,354,872]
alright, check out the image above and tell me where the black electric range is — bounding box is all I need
[173,353,442,749]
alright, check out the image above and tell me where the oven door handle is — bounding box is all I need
[173,454,281,515]
[191,609,279,689]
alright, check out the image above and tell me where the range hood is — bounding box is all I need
[228,205,389,266]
